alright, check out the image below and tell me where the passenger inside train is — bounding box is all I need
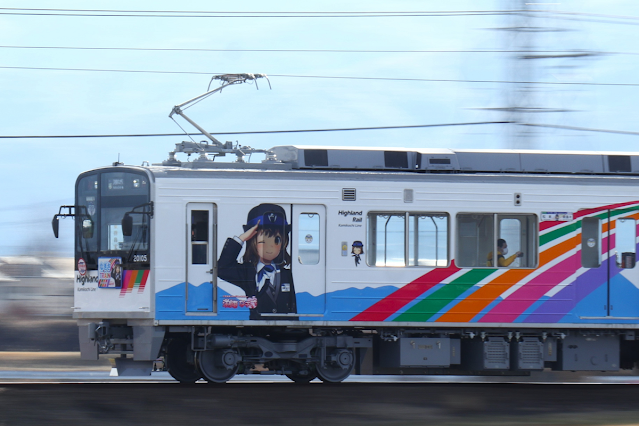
[487,238,524,267]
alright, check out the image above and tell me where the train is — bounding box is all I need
[51,75,639,383]
[52,143,639,382]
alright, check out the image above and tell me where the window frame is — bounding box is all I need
[455,212,538,269]
[75,169,151,271]
[615,217,637,269]
[366,211,450,268]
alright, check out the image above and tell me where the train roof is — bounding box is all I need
[151,144,639,175]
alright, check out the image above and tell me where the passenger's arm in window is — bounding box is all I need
[499,252,523,267]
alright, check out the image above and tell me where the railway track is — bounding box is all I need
[1,381,639,425]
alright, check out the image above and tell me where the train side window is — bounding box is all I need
[76,174,99,268]
[367,213,406,266]
[456,213,537,268]
[616,218,636,269]
[367,212,448,267]
[408,214,449,266]
[191,210,209,265]
[298,213,320,265]
[456,214,493,268]
[498,215,537,268]
[581,217,601,268]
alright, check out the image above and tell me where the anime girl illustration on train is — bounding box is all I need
[217,203,298,320]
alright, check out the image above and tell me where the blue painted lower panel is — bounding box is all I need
[155,282,396,321]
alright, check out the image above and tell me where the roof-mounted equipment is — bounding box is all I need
[167,73,273,165]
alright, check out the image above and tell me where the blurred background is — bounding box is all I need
[1,1,638,349]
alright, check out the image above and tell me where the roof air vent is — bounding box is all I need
[384,151,409,169]
[304,149,329,167]
[342,188,356,201]
[609,155,631,173]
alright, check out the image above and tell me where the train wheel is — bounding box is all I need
[166,338,202,384]
[285,364,318,383]
[197,349,240,383]
[316,348,354,383]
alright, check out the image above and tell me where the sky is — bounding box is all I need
[0,1,638,256]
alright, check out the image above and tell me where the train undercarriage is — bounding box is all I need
[78,321,639,383]
[163,327,372,383]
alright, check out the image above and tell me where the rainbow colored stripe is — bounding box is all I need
[119,270,150,297]
[351,200,639,324]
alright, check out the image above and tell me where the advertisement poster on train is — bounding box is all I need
[98,257,123,288]
[217,203,297,320]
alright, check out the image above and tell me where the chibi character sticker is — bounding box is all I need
[217,203,297,320]
[352,241,363,266]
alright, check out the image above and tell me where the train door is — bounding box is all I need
[583,208,639,317]
[607,208,639,317]
[185,203,216,313]
[292,205,326,315]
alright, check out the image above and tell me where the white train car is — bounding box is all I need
[54,145,639,382]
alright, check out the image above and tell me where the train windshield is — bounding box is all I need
[76,170,151,270]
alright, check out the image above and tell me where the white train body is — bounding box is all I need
[58,146,639,381]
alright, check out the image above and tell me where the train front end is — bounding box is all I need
[53,166,162,375]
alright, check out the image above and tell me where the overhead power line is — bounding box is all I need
[275,74,639,87]
[2,122,636,139]
[0,122,509,139]
[0,8,506,18]
[528,9,639,21]
[0,8,501,14]
[2,45,604,54]
[0,66,637,87]
[2,8,639,24]
[3,8,639,20]
[520,123,639,136]
[2,8,639,28]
